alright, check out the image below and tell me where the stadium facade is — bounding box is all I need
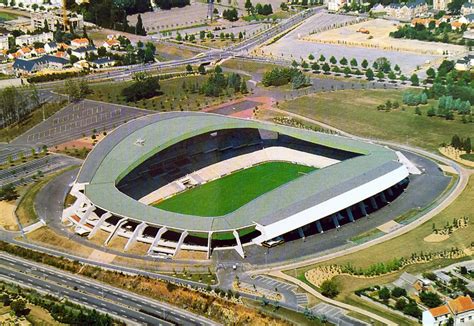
[63,112,415,259]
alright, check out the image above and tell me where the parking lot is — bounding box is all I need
[0,154,81,187]
[251,275,308,306]
[311,303,368,326]
[261,12,443,74]
[12,100,151,147]
[0,144,34,164]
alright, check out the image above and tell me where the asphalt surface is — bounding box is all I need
[0,253,216,326]
[0,154,81,187]
[0,144,34,164]
[12,99,151,147]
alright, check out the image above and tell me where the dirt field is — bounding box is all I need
[0,201,18,231]
[305,19,466,56]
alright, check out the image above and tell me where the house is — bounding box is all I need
[422,296,474,326]
[18,47,32,58]
[455,54,474,71]
[371,3,386,12]
[73,59,89,70]
[71,38,90,49]
[327,0,347,11]
[459,13,474,24]
[55,51,69,59]
[102,38,120,50]
[71,45,96,59]
[31,9,84,32]
[450,21,464,30]
[45,41,58,53]
[15,32,53,47]
[385,0,428,19]
[434,271,452,284]
[32,47,45,56]
[57,43,69,51]
[91,57,116,68]
[411,18,439,27]
[461,2,474,16]
[433,0,452,10]
[12,54,69,75]
[0,34,9,50]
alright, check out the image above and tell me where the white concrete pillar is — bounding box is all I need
[147,227,167,255]
[380,191,388,203]
[297,227,305,239]
[207,232,213,259]
[104,217,127,246]
[387,187,394,197]
[346,207,355,222]
[331,214,340,228]
[124,222,147,251]
[359,202,368,216]
[88,212,111,239]
[315,220,323,233]
[370,197,378,210]
[173,231,189,257]
[233,230,245,259]
[78,205,94,226]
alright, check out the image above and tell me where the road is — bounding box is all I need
[0,253,217,326]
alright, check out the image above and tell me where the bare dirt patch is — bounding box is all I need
[439,146,474,168]
[423,233,450,242]
[305,18,466,56]
[0,200,18,231]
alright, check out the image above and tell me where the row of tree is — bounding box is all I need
[200,66,248,97]
[0,86,41,129]
[451,135,471,153]
[262,67,310,89]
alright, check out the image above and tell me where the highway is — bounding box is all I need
[0,253,217,326]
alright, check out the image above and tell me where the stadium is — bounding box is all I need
[63,112,416,259]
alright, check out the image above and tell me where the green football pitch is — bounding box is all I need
[153,161,316,217]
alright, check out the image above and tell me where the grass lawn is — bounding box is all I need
[155,162,316,216]
[0,11,18,21]
[288,174,473,274]
[221,58,278,74]
[87,75,242,111]
[280,89,473,152]
[0,101,66,143]
[460,153,474,162]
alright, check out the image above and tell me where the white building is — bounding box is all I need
[433,0,452,10]
[0,34,10,50]
[327,0,347,11]
[15,32,53,46]
[422,296,474,326]
[31,10,84,32]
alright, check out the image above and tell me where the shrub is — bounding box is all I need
[320,279,340,298]
[392,287,407,298]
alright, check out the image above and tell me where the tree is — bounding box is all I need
[244,0,253,15]
[365,68,374,80]
[135,14,146,36]
[376,71,384,81]
[330,56,337,65]
[240,80,248,94]
[311,62,320,71]
[320,279,339,298]
[395,298,407,310]
[403,301,422,318]
[392,287,407,298]
[198,65,206,74]
[308,53,314,61]
[0,183,18,201]
[350,58,357,67]
[343,66,351,77]
[186,64,193,73]
[426,67,436,79]
[388,71,396,82]
[361,59,368,69]
[378,287,390,301]
[464,137,471,154]
[65,79,80,102]
[319,54,326,62]
[339,57,348,65]
[419,291,443,308]
[322,63,330,74]
[10,299,26,316]
[410,73,420,86]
